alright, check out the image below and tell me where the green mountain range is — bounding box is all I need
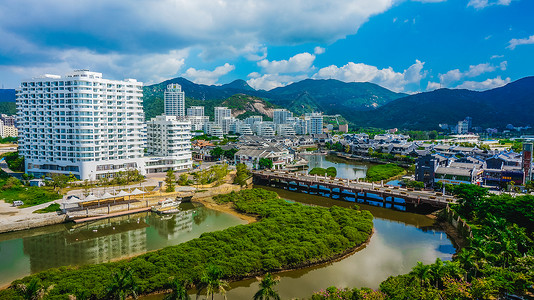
[142,77,405,120]
[350,76,534,130]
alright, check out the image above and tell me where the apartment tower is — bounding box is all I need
[16,70,146,180]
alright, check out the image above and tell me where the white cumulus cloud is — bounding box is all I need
[258,53,316,74]
[438,62,504,86]
[467,0,513,9]
[507,34,534,50]
[314,47,326,55]
[426,81,442,91]
[246,73,308,91]
[454,76,511,90]
[312,60,426,92]
[183,63,235,85]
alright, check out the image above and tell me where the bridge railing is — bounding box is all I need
[253,170,455,204]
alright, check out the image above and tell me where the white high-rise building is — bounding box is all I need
[186,106,208,131]
[187,106,204,117]
[164,84,185,117]
[16,70,146,180]
[305,112,323,135]
[145,115,192,173]
[0,120,4,139]
[214,107,231,126]
[273,109,293,125]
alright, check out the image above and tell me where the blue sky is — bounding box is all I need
[0,0,532,93]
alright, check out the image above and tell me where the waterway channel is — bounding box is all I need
[1,156,454,299]
[304,154,374,180]
[0,203,247,287]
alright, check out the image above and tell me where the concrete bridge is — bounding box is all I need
[252,170,456,209]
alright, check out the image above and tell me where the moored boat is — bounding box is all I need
[152,198,182,214]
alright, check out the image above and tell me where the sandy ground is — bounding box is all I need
[194,196,257,224]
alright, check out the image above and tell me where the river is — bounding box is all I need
[304,154,374,180]
[1,156,455,299]
[0,203,247,287]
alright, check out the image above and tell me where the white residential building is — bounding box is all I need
[221,117,236,135]
[276,124,296,136]
[16,70,146,180]
[187,116,210,131]
[305,112,323,135]
[145,115,192,173]
[0,120,3,139]
[205,122,224,139]
[244,115,262,126]
[3,125,18,138]
[186,106,208,131]
[164,84,185,117]
[273,109,293,125]
[294,118,308,135]
[187,106,204,117]
[214,107,231,126]
[254,122,276,137]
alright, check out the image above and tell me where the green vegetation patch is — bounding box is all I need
[0,177,61,207]
[365,164,405,182]
[0,152,24,172]
[33,203,60,214]
[3,188,373,299]
[309,167,337,177]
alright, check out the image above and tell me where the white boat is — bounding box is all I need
[152,198,181,214]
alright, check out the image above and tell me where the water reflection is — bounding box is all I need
[305,155,374,179]
[23,214,150,272]
[0,206,246,287]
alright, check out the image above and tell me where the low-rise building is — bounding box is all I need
[234,145,293,170]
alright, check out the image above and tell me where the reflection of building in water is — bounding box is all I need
[23,215,148,273]
[147,210,194,239]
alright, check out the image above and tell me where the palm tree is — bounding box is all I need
[410,261,431,287]
[253,273,281,300]
[16,278,51,300]
[196,265,229,300]
[106,267,138,300]
[165,278,191,300]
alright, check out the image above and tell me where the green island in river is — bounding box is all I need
[0,188,373,299]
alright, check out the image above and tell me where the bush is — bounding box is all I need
[34,203,61,214]
[1,152,24,172]
[365,164,405,182]
[309,167,337,177]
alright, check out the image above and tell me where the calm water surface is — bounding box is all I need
[2,156,455,299]
[0,203,246,287]
[304,154,374,179]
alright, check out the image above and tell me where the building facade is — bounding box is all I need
[187,106,204,117]
[305,112,323,135]
[273,109,293,125]
[16,70,146,180]
[145,115,192,173]
[164,84,185,117]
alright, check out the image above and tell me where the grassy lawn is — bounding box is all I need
[34,203,61,214]
[0,177,61,207]
[365,163,406,182]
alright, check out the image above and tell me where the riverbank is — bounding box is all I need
[0,172,248,234]
[0,189,374,299]
[426,209,468,249]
